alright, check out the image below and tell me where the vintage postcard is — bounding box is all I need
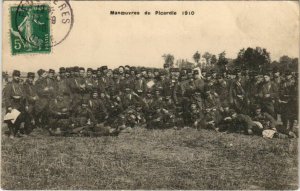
[1,0,299,189]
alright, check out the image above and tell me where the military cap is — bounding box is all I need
[272,67,279,74]
[159,70,167,76]
[249,71,258,77]
[263,71,271,76]
[140,67,146,72]
[206,71,212,77]
[285,70,292,76]
[180,70,187,76]
[216,73,223,79]
[254,104,261,109]
[87,68,93,72]
[27,72,35,78]
[37,69,46,76]
[73,66,80,72]
[79,67,85,71]
[92,70,97,75]
[163,63,170,68]
[66,67,71,73]
[169,68,177,73]
[12,70,21,77]
[112,69,119,74]
[186,68,193,74]
[59,67,66,73]
[49,69,55,74]
[193,70,199,75]
[234,68,241,74]
[101,66,108,71]
[69,67,74,72]
[91,87,98,94]
[130,66,136,71]
[124,65,130,69]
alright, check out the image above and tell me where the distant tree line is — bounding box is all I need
[163,47,298,72]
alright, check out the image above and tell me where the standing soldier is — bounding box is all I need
[23,72,38,133]
[258,72,278,118]
[280,70,298,131]
[35,69,53,128]
[47,69,58,97]
[57,67,71,102]
[229,69,248,114]
[3,70,26,138]
[271,67,283,119]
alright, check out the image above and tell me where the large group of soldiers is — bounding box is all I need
[3,63,298,138]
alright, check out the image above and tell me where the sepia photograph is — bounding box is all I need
[1,0,299,189]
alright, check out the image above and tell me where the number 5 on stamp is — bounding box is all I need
[10,4,51,55]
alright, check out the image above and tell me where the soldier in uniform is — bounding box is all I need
[3,70,26,138]
[71,99,96,135]
[134,71,147,96]
[57,67,71,103]
[251,105,277,134]
[257,72,278,118]
[48,93,72,135]
[280,70,298,131]
[23,72,38,133]
[88,89,109,123]
[229,69,248,114]
[35,69,53,128]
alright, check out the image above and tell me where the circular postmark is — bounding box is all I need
[15,0,74,48]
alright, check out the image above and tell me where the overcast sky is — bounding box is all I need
[3,1,299,72]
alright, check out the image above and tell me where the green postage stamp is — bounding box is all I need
[10,4,51,55]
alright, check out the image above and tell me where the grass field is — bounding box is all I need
[1,127,298,190]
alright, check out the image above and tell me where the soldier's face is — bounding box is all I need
[13,76,20,82]
[48,73,54,78]
[107,70,113,77]
[60,73,66,78]
[286,75,292,80]
[264,75,270,82]
[274,72,280,77]
[92,93,98,99]
[119,68,124,74]
[79,70,85,77]
[255,108,261,115]
[28,77,34,83]
[87,71,92,77]
[42,72,48,78]
[191,104,197,110]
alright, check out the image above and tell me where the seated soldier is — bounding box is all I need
[216,103,233,132]
[227,110,256,135]
[251,104,277,134]
[48,93,72,136]
[88,89,109,123]
[70,99,97,135]
[189,102,204,129]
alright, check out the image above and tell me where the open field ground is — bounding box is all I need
[1,127,298,190]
